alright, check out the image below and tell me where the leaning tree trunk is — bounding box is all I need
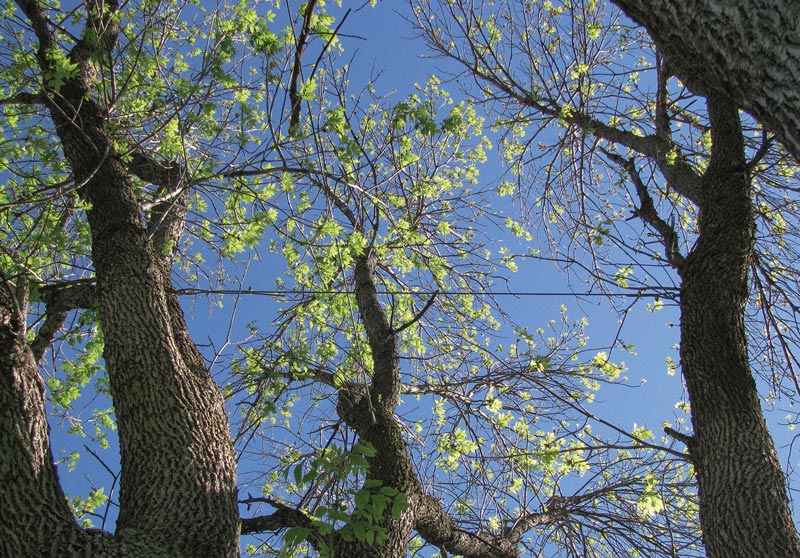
[678,95,800,558]
[0,283,83,556]
[611,0,800,162]
[330,253,521,558]
[5,0,241,556]
[332,253,419,558]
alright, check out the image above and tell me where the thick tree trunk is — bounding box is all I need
[81,151,239,557]
[0,283,79,556]
[678,95,800,558]
[6,0,241,555]
[611,0,800,161]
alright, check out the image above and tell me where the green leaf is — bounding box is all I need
[354,488,370,509]
[391,492,408,519]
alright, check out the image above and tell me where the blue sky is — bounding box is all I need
[42,0,799,553]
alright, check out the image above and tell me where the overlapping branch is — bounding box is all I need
[600,148,686,269]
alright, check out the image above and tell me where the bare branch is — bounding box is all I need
[127,151,190,266]
[664,426,695,451]
[415,494,518,558]
[38,279,96,311]
[240,499,314,535]
[399,382,472,405]
[566,110,702,204]
[654,50,672,142]
[128,151,187,191]
[601,148,686,269]
[31,279,96,361]
[746,132,773,171]
[393,290,438,335]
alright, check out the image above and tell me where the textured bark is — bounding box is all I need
[83,145,238,558]
[7,0,240,555]
[0,280,77,556]
[611,0,800,161]
[414,495,518,558]
[328,253,522,558]
[677,95,800,558]
[0,281,173,557]
[332,253,418,558]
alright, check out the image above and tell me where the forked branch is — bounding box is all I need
[601,148,686,269]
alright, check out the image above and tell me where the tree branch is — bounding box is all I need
[0,91,46,105]
[14,0,54,68]
[601,148,686,269]
[288,0,318,133]
[38,278,96,311]
[654,50,672,142]
[504,496,568,542]
[128,150,189,266]
[129,151,186,190]
[565,110,701,204]
[746,132,773,171]
[240,497,332,553]
[31,279,97,362]
[399,382,472,405]
[664,426,695,452]
[414,494,518,558]
[611,0,800,162]
[413,6,703,204]
[393,290,437,335]
[240,498,315,535]
[353,252,400,407]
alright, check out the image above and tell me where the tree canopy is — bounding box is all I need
[1,1,797,557]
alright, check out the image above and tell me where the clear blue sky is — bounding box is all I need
[45,0,798,552]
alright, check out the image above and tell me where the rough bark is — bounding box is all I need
[7,0,240,555]
[331,252,419,558]
[0,280,171,557]
[0,279,78,556]
[84,143,238,558]
[317,252,521,557]
[677,95,800,558]
[611,0,800,161]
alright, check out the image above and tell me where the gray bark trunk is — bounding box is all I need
[678,95,800,558]
[3,0,241,555]
[611,0,800,161]
[0,282,78,556]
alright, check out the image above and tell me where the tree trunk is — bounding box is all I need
[81,147,239,558]
[678,94,800,558]
[332,253,520,558]
[0,282,79,556]
[5,0,241,555]
[611,0,800,161]
[332,253,418,558]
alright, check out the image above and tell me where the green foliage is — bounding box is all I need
[275,441,409,556]
[43,47,80,90]
[1,2,706,557]
[69,488,109,528]
[49,319,105,410]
